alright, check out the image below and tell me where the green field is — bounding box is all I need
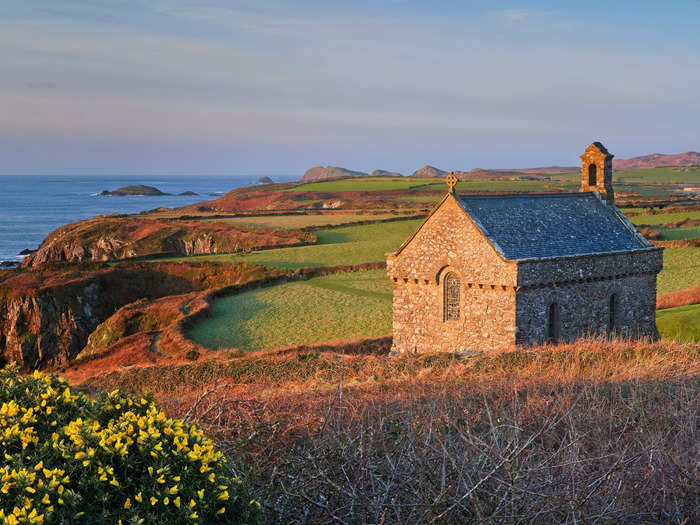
[203,213,400,229]
[428,180,576,193]
[156,219,423,269]
[657,304,700,342]
[660,227,700,240]
[658,248,700,294]
[630,210,700,226]
[287,177,433,192]
[614,167,700,184]
[189,270,392,351]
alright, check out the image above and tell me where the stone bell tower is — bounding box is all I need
[580,142,614,204]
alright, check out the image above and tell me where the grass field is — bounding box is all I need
[189,270,392,351]
[629,210,700,226]
[660,226,700,240]
[202,213,400,229]
[614,166,700,184]
[431,180,576,193]
[287,177,433,192]
[657,303,700,341]
[157,219,423,269]
[658,247,700,293]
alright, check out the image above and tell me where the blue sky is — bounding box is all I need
[1,1,699,176]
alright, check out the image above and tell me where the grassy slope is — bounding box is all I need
[201,213,399,229]
[86,340,698,523]
[156,219,423,269]
[189,270,392,351]
[659,247,700,293]
[657,303,700,342]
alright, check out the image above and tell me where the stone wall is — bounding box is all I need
[391,279,516,353]
[516,249,663,287]
[388,195,518,353]
[515,273,659,345]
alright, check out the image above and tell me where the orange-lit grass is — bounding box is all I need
[81,337,698,522]
[657,284,700,309]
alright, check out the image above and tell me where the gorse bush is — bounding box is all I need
[0,365,261,525]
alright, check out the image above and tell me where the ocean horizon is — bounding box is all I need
[0,174,297,264]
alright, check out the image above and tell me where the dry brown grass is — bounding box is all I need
[657,285,700,310]
[81,338,699,524]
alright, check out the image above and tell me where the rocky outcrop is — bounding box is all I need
[99,185,168,196]
[258,176,273,184]
[0,262,287,370]
[613,152,700,170]
[23,216,315,267]
[410,165,447,178]
[300,166,368,182]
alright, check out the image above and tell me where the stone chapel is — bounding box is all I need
[386,142,663,353]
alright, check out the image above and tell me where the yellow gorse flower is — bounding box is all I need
[1,365,256,524]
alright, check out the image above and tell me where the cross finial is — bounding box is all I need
[446,171,459,193]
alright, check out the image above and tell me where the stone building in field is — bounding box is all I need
[386,142,663,353]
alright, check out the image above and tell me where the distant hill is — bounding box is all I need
[613,152,700,170]
[370,169,403,177]
[410,165,447,178]
[301,166,368,182]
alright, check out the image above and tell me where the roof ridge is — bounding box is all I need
[459,192,594,200]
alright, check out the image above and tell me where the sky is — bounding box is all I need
[1,0,699,176]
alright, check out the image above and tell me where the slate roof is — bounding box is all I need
[458,193,650,260]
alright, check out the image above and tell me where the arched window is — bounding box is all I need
[443,273,460,322]
[588,163,597,186]
[608,294,617,332]
[547,302,560,343]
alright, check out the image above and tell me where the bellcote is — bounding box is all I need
[580,142,614,204]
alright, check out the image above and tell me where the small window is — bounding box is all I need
[547,302,560,343]
[588,163,597,186]
[443,273,460,322]
[608,294,617,332]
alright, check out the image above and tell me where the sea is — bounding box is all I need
[0,175,296,266]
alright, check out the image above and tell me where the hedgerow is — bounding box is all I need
[0,365,261,525]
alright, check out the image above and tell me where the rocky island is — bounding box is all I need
[99,185,169,196]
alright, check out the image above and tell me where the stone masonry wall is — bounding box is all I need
[387,195,518,353]
[391,279,516,353]
[515,273,659,345]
